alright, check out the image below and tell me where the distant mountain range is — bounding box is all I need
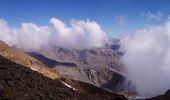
[25,40,126,92]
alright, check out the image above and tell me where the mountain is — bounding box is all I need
[0,55,127,100]
[143,90,170,100]
[27,52,77,68]
[37,41,122,71]
[0,40,59,79]
[26,40,126,92]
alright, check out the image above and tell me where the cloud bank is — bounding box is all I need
[120,17,170,97]
[0,18,107,50]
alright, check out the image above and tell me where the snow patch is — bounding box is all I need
[60,81,76,91]
[31,65,38,71]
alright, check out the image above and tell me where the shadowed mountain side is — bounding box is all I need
[100,68,125,91]
[27,52,77,67]
[0,55,127,100]
[143,90,170,100]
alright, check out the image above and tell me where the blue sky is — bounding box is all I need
[0,0,170,37]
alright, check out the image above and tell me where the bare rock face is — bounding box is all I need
[26,40,126,92]
[34,40,122,71]
[0,55,128,100]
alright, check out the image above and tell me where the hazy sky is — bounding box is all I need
[0,0,170,36]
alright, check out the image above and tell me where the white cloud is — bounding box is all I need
[14,23,50,50]
[0,19,13,45]
[141,11,163,21]
[114,15,127,26]
[120,18,170,97]
[50,18,108,49]
[0,18,108,50]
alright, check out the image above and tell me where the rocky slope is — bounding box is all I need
[0,55,127,100]
[37,41,122,71]
[143,90,170,100]
[0,40,59,79]
[27,40,126,92]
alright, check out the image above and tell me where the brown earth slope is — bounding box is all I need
[0,55,127,100]
[0,40,59,79]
